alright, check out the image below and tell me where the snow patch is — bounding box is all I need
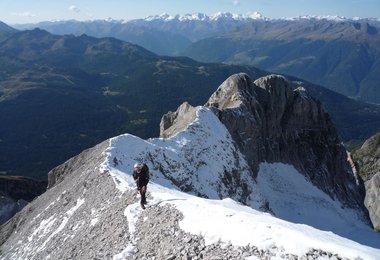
[66,198,85,216]
[90,218,99,226]
[37,198,85,252]
[28,215,57,242]
[113,244,138,260]
[113,202,142,259]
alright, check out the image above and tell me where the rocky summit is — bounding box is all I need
[1,74,379,259]
[163,73,367,213]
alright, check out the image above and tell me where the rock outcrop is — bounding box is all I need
[213,74,367,211]
[162,73,368,216]
[353,132,380,231]
[365,173,380,231]
[160,102,199,138]
[354,132,380,181]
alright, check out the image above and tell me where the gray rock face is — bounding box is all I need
[354,132,380,181]
[209,74,367,212]
[365,173,380,231]
[162,73,367,215]
[354,132,380,231]
[160,102,199,138]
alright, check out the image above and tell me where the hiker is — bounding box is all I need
[132,162,150,209]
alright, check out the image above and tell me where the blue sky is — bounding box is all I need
[1,0,379,24]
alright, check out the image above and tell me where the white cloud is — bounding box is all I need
[11,12,36,18]
[68,5,81,13]
[233,0,240,6]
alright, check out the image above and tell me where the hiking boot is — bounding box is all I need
[140,203,146,209]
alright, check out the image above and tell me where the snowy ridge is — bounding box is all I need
[103,107,262,206]
[283,15,379,22]
[140,12,379,23]
[282,15,348,21]
[15,12,379,28]
[101,107,380,259]
[143,12,268,22]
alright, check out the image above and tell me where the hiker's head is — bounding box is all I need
[134,162,143,172]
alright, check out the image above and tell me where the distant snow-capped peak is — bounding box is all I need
[20,12,379,27]
[143,12,268,22]
[209,11,268,21]
[282,15,349,22]
[178,13,209,21]
[144,13,175,22]
[140,12,380,24]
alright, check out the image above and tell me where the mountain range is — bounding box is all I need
[0,26,379,181]
[1,73,379,259]
[183,19,380,104]
[0,27,264,179]
[14,13,380,104]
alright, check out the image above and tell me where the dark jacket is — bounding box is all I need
[133,164,150,188]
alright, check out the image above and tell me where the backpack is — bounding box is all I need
[142,163,149,175]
